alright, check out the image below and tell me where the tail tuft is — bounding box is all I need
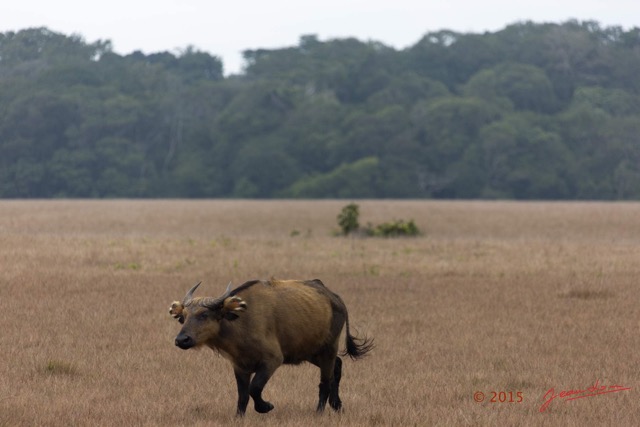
[341,314,374,360]
[343,332,374,360]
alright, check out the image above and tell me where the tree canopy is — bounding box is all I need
[1,22,640,199]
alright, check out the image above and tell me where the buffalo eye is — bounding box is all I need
[196,312,208,321]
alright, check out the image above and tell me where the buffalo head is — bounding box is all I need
[169,282,247,349]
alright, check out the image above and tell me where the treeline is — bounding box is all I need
[1,22,640,199]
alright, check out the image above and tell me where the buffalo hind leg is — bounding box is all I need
[250,360,279,413]
[315,357,336,412]
[234,370,251,416]
[329,356,343,411]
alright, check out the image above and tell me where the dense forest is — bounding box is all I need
[1,21,640,199]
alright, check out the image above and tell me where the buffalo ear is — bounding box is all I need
[169,301,185,324]
[221,296,246,321]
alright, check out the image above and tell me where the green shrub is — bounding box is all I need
[337,203,360,236]
[336,204,420,237]
[367,219,420,237]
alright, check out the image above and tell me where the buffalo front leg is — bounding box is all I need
[249,360,280,413]
[234,370,251,416]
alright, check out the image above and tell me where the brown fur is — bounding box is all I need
[171,279,373,416]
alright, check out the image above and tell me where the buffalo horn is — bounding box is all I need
[201,282,233,309]
[183,281,202,305]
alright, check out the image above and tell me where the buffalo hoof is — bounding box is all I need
[255,401,274,413]
[329,398,342,412]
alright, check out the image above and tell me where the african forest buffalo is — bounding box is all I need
[169,279,373,416]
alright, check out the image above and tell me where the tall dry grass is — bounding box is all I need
[1,200,639,426]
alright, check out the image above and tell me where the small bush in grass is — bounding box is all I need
[336,204,420,237]
[561,289,613,300]
[337,203,360,236]
[43,360,77,376]
[367,219,420,237]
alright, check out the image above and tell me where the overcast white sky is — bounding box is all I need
[3,1,639,75]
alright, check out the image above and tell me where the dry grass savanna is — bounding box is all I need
[1,200,638,426]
